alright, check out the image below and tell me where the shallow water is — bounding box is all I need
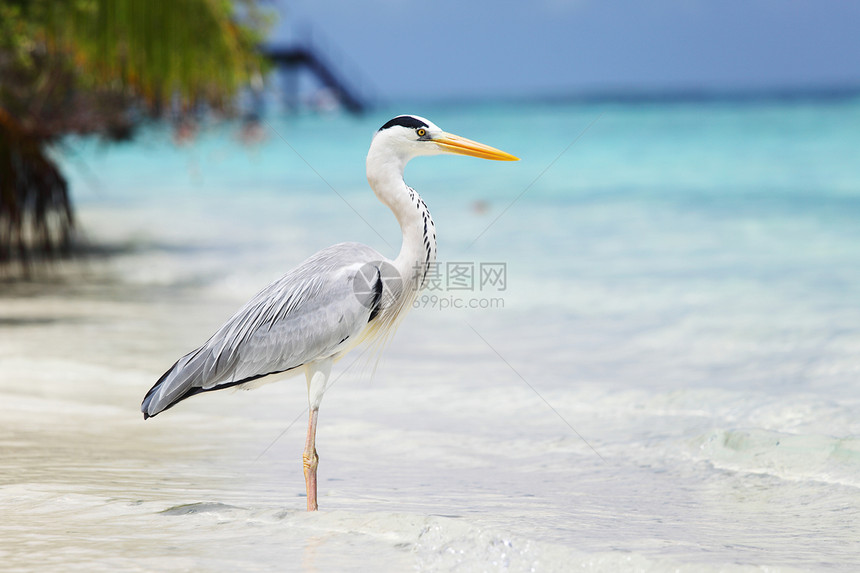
[2,100,860,571]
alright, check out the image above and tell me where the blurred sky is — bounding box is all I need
[268,0,860,101]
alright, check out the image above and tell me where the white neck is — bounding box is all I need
[366,145,437,292]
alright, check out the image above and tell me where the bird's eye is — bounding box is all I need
[416,128,426,137]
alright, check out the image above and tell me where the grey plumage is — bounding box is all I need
[141,242,388,418]
[139,114,517,511]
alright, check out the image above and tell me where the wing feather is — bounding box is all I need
[141,243,387,418]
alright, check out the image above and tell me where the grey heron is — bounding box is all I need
[141,115,518,510]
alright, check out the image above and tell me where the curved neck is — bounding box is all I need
[366,152,437,290]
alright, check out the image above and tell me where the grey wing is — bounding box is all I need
[141,243,387,418]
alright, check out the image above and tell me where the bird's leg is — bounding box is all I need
[302,407,320,511]
[303,359,332,511]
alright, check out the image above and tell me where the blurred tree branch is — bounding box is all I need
[0,0,271,273]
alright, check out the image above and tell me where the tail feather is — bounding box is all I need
[141,349,207,419]
[140,347,299,419]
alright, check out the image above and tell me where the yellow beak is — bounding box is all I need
[432,132,519,161]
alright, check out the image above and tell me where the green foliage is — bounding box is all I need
[37,0,268,111]
[0,0,271,272]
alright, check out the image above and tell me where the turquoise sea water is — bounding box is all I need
[4,98,860,571]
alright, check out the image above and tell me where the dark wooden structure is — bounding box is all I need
[261,44,369,114]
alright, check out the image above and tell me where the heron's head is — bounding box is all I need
[370,115,519,166]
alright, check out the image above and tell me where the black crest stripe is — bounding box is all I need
[378,116,429,132]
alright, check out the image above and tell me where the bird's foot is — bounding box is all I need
[302,449,319,473]
[302,448,319,511]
